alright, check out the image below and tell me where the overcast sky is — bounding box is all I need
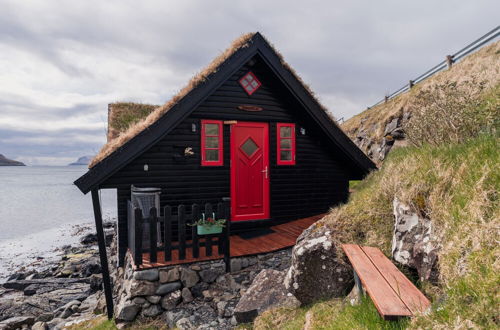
[0,0,498,165]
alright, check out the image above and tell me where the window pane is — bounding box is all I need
[206,137,219,148]
[280,150,292,161]
[205,150,219,161]
[241,138,258,156]
[280,138,291,149]
[205,123,219,136]
[280,126,291,138]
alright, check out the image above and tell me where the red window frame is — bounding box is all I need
[277,123,296,165]
[201,120,223,166]
[238,71,262,95]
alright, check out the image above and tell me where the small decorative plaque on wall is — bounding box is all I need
[237,105,263,112]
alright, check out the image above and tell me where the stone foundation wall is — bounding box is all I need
[112,250,292,327]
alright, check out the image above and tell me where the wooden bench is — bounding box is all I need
[342,244,431,320]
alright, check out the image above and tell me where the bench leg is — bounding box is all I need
[353,271,364,300]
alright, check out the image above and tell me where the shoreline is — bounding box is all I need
[0,221,116,329]
[0,222,96,283]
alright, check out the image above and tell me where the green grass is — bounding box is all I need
[109,102,158,132]
[349,180,362,191]
[254,133,499,329]
[255,298,408,329]
[321,298,408,330]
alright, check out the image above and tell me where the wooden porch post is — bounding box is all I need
[91,189,114,319]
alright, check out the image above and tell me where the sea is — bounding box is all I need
[0,166,117,282]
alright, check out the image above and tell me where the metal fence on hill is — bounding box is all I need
[350,25,500,120]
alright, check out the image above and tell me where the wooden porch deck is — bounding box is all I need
[134,214,324,270]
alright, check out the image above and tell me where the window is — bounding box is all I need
[277,123,296,165]
[239,71,261,95]
[201,120,223,166]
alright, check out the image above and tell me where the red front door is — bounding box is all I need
[230,122,270,221]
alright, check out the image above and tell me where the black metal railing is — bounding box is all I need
[127,200,231,272]
[361,26,500,113]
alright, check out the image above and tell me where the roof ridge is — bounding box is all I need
[89,32,340,168]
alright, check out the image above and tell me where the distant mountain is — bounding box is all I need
[69,155,94,166]
[0,154,25,166]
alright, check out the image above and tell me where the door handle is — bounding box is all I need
[262,166,268,179]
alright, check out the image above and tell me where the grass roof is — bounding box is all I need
[107,102,158,142]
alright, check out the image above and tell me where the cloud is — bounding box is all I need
[0,0,498,165]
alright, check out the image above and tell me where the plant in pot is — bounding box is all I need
[191,212,226,235]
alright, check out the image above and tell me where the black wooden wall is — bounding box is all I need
[101,56,350,265]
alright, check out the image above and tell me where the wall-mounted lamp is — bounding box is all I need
[144,164,149,172]
[300,127,306,135]
[191,123,197,133]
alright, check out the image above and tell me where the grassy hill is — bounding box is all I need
[342,41,500,165]
[251,42,499,329]
[254,133,499,329]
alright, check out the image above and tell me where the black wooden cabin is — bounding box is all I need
[74,33,375,316]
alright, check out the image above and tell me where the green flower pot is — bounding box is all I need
[197,224,223,235]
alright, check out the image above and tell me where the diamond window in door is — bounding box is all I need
[241,137,259,157]
[239,71,261,95]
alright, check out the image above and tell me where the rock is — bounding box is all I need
[216,273,240,292]
[89,274,103,292]
[162,310,190,328]
[31,321,47,330]
[391,128,405,139]
[230,259,242,272]
[36,313,54,323]
[94,292,106,314]
[160,290,182,310]
[142,304,163,317]
[24,284,37,296]
[181,287,193,303]
[176,317,194,330]
[57,299,81,312]
[133,269,159,282]
[378,138,393,161]
[59,307,73,319]
[284,223,352,305]
[392,197,439,282]
[146,295,161,304]
[384,117,400,136]
[234,269,300,323]
[159,268,180,283]
[3,278,89,291]
[199,269,219,283]
[126,279,158,297]
[81,260,101,277]
[180,268,199,288]
[345,285,363,306]
[80,233,97,245]
[45,318,63,329]
[155,281,181,295]
[115,300,140,322]
[217,301,227,317]
[0,316,35,330]
[132,297,146,305]
[0,280,91,321]
[190,265,201,271]
[79,293,99,312]
[190,282,209,298]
